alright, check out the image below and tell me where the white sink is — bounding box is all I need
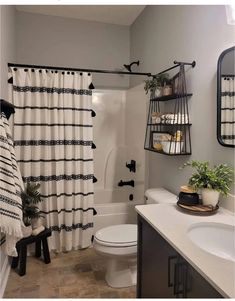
[187,222,235,262]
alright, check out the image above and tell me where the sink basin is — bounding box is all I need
[187,222,235,262]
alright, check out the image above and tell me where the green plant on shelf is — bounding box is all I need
[180,160,234,196]
[144,73,171,95]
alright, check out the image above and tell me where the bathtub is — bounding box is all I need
[93,188,145,232]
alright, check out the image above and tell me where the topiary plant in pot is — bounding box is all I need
[21,182,43,231]
[181,160,234,206]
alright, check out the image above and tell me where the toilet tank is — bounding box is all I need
[145,188,177,204]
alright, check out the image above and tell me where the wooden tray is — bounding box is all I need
[177,201,219,215]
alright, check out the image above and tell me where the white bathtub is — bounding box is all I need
[93,188,145,232]
[94,200,144,233]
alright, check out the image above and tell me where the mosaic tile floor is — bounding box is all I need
[3,247,136,298]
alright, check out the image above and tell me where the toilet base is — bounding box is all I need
[105,257,137,288]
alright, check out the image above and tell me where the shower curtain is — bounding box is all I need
[8,67,95,251]
[221,76,235,145]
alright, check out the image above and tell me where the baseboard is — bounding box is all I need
[0,256,11,298]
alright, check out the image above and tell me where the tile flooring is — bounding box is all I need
[4,247,136,298]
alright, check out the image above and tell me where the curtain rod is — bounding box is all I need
[8,63,152,77]
[8,61,196,78]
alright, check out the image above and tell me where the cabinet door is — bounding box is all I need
[137,216,178,298]
[137,216,223,298]
[184,262,222,298]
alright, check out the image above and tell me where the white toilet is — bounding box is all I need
[144,187,177,205]
[93,188,177,288]
[93,224,137,288]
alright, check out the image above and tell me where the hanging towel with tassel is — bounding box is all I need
[0,112,23,256]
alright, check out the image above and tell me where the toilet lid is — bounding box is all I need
[95,224,137,247]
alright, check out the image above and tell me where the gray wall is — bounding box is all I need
[130,5,235,211]
[0,6,16,99]
[0,6,16,295]
[16,11,130,89]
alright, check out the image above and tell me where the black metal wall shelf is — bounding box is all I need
[150,93,193,102]
[145,147,192,156]
[147,123,192,126]
[144,61,194,156]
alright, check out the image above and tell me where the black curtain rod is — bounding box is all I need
[8,60,196,78]
[8,63,152,77]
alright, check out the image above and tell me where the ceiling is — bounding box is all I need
[16,5,146,26]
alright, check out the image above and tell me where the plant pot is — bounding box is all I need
[201,188,220,206]
[155,87,162,97]
[162,85,172,96]
[31,218,42,230]
[150,87,162,99]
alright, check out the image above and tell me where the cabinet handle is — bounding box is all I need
[174,261,180,296]
[182,262,188,298]
[174,261,188,297]
[168,255,177,287]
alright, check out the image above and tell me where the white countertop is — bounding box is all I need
[135,203,235,298]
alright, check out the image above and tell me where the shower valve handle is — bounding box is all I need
[126,160,136,173]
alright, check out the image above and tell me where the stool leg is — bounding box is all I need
[11,245,20,268]
[11,255,19,269]
[42,238,50,264]
[35,240,41,258]
[19,245,27,276]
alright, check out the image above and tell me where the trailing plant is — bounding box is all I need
[144,77,159,95]
[144,73,170,95]
[180,160,234,196]
[21,182,43,226]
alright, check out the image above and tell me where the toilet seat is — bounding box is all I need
[94,224,137,247]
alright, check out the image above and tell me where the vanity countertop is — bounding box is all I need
[135,203,235,298]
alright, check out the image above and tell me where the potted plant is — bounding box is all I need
[181,160,234,206]
[21,182,43,236]
[162,77,173,96]
[144,76,161,99]
[144,73,170,99]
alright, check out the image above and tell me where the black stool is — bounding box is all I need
[11,228,52,276]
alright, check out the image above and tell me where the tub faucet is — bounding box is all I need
[118,180,135,187]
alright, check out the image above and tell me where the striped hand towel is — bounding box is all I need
[0,112,23,256]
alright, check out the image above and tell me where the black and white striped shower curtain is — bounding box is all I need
[221,76,235,145]
[8,67,95,251]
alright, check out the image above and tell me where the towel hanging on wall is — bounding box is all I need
[0,112,23,256]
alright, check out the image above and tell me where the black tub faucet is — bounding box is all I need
[118,180,135,187]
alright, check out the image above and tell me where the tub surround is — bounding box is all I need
[135,203,235,298]
[93,86,147,232]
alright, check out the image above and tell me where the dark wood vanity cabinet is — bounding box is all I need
[137,215,222,298]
